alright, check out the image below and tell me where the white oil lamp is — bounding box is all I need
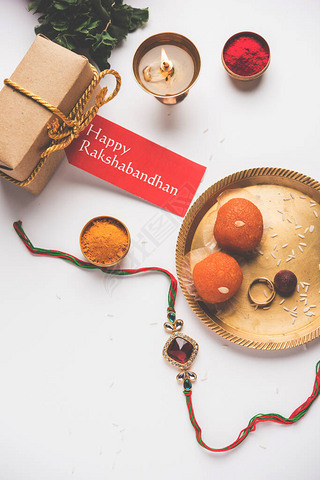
[133,33,201,105]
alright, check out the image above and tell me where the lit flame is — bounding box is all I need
[142,48,174,83]
[161,48,173,72]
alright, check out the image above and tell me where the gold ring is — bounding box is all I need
[248,277,276,307]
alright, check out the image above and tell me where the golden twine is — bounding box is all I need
[0,64,121,187]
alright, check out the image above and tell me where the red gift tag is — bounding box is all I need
[65,116,206,217]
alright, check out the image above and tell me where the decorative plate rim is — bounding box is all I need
[175,167,320,351]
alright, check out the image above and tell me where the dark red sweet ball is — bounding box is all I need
[274,270,297,297]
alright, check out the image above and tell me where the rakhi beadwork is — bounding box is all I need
[13,220,320,453]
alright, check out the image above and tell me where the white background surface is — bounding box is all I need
[1,1,320,479]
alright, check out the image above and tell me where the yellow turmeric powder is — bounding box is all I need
[80,216,130,266]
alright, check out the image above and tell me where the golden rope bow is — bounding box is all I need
[0,65,121,187]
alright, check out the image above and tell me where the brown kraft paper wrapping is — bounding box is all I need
[0,35,96,194]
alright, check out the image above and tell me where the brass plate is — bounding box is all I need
[176,167,320,350]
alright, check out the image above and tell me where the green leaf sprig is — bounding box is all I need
[28,0,149,70]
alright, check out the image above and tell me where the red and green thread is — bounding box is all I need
[13,220,177,313]
[184,359,320,452]
[13,220,320,453]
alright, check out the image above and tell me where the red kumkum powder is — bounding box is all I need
[223,33,270,77]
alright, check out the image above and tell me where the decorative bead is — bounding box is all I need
[176,371,186,382]
[164,322,174,332]
[168,311,176,323]
[184,378,192,390]
[163,333,199,370]
[177,371,197,384]
[167,337,194,364]
[174,319,184,331]
[187,371,197,382]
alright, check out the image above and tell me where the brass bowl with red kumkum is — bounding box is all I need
[222,31,270,81]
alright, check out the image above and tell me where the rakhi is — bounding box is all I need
[13,220,320,452]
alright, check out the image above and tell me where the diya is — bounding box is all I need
[133,32,201,104]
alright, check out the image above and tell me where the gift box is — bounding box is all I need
[0,35,107,194]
